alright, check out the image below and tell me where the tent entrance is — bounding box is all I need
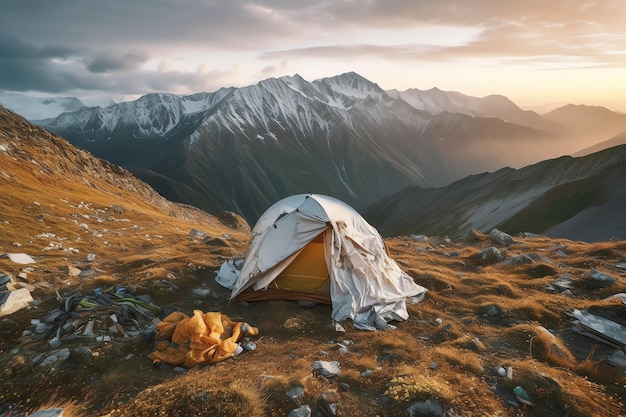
[272,233,329,291]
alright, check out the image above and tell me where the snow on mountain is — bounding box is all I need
[45,72,561,224]
[0,91,85,121]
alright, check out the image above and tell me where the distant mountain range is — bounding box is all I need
[36,72,617,224]
[5,72,626,239]
[0,91,85,122]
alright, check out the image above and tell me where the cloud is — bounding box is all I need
[1,1,625,102]
[87,51,150,73]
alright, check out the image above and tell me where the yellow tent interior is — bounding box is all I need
[232,233,332,304]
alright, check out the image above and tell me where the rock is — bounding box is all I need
[286,385,305,400]
[78,268,97,277]
[1,253,36,264]
[406,397,444,417]
[67,265,81,276]
[287,405,311,417]
[0,288,33,317]
[583,269,616,289]
[467,336,485,352]
[547,274,575,292]
[217,211,249,231]
[192,288,211,298]
[479,247,505,266]
[409,234,428,243]
[333,321,346,333]
[556,249,569,258]
[489,229,514,246]
[315,391,341,417]
[499,254,533,267]
[187,228,207,238]
[0,273,11,286]
[203,236,231,247]
[605,293,626,305]
[481,304,501,318]
[312,360,340,378]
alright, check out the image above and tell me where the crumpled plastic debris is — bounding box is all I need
[45,285,160,342]
[149,310,259,367]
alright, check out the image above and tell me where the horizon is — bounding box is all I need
[0,2,625,113]
[2,71,624,116]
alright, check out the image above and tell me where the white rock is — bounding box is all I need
[312,360,340,378]
[2,253,36,264]
[0,288,34,317]
[192,288,211,297]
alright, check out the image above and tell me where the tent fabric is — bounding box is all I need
[229,194,428,330]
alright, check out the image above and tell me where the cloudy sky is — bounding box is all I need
[1,0,625,111]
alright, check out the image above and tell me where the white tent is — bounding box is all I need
[229,194,428,330]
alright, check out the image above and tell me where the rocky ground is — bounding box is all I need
[1,225,625,417]
[1,106,625,416]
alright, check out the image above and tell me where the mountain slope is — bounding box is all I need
[388,87,564,133]
[543,104,626,143]
[364,144,626,242]
[0,104,248,269]
[573,132,626,157]
[45,72,561,224]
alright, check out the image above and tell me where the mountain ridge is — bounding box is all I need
[363,144,626,242]
[44,72,569,224]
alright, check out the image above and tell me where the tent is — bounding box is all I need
[228,194,428,330]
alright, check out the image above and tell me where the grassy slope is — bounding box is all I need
[1,106,625,417]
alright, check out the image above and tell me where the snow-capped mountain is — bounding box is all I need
[0,91,85,122]
[46,72,569,224]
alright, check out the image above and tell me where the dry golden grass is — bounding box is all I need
[1,107,625,416]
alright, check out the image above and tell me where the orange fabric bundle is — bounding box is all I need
[149,310,259,367]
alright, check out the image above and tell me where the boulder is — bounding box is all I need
[0,288,33,317]
[489,229,514,246]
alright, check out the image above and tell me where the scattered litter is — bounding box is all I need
[215,258,242,289]
[569,309,626,348]
[150,310,259,367]
[513,386,533,406]
[44,285,160,343]
[494,366,506,377]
